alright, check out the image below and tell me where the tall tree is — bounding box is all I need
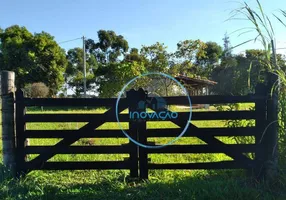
[220,33,237,68]
[196,42,223,65]
[140,42,170,72]
[84,30,143,97]
[195,41,223,77]
[139,42,186,96]
[124,48,144,63]
[222,32,232,57]
[175,39,207,61]
[0,25,67,95]
[85,30,129,63]
[65,47,98,97]
[175,39,207,75]
[96,61,145,97]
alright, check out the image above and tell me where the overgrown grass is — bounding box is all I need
[0,105,286,199]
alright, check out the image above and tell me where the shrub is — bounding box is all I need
[25,82,49,98]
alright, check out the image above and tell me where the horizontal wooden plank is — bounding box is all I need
[164,95,266,105]
[22,95,267,107]
[24,145,132,154]
[145,144,257,153]
[146,127,257,137]
[187,111,256,120]
[24,127,257,138]
[24,113,129,122]
[148,161,255,169]
[23,161,132,170]
[24,130,127,138]
[24,110,256,123]
[23,98,127,107]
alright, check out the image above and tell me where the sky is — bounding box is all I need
[1,0,286,55]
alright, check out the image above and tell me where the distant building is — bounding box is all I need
[175,75,217,109]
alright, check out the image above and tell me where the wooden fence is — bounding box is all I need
[12,83,277,179]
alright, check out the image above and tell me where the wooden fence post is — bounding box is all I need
[15,89,27,177]
[263,72,279,179]
[127,88,148,178]
[1,71,16,176]
[137,89,148,179]
[127,89,139,178]
[254,83,268,178]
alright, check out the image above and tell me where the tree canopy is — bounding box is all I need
[1,25,285,97]
[0,25,67,95]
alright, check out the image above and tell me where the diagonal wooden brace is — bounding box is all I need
[156,107,251,162]
[27,105,127,167]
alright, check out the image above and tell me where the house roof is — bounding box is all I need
[175,75,217,88]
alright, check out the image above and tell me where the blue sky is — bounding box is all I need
[1,0,286,54]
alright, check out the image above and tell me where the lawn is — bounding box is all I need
[0,104,286,200]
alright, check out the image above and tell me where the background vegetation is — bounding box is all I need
[1,0,286,199]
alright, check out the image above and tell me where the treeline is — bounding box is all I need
[0,25,285,97]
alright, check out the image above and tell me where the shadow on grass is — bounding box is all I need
[0,168,286,200]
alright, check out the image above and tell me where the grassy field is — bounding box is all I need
[0,105,286,200]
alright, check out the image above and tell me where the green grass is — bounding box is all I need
[0,105,286,200]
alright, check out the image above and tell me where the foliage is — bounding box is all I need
[83,30,134,97]
[230,0,286,174]
[211,47,286,95]
[124,48,144,62]
[278,91,286,166]
[140,42,170,72]
[95,61,146,98]
[195,41,223,77]
[31,82,49,98]
[0,25,68,95]
[86,30,129,63]
[222,33,232,58]
[57,93,66,98]
[24,82,50,98]
[175,40,207,61]
[65,47,97,97]
[215,103,255,158]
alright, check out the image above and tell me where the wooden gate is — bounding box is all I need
[15,84,274,179]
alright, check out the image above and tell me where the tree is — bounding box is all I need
[175,40,206,61]
[85,30,129,63]
[175,39,207,75]
[65,47,97,97]
[195,42,223,77]
[0,25,67,95]
[0,25,34,86]
[95,61,145,97]
[140,42,170,72]
[277,54,286,72]
[211,49,271,95]
[196,42,222,65]
[139,43,177,96]
[222,32,232,57]
[32,32,68,95]
[83,30,132,97]
[124,48,144,62]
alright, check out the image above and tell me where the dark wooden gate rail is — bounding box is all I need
[15,89,139,177]
[15,83,274,179]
